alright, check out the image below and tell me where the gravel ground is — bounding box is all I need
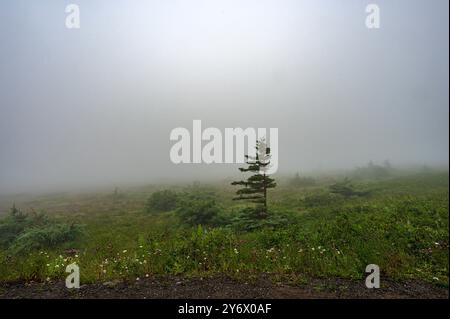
[0,275,448,299]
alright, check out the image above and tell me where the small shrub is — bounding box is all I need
[0,205,34,247]
[176,191,223,226]
[145,190,178,212]
[229,206,294,231]
[0,205,83,255]
[11,223,83,254]
[329,178,370,198]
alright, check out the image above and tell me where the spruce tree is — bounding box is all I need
[231,138,276,219]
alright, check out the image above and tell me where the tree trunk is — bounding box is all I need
[262,173,267,219]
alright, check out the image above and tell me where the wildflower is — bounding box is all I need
[234,248,239,254]
[145,274,149,277]
[75,254,79,258]
[136,277,140,281]
[122,250,127,253]
[46,264,50,267]
[433,277,439,281]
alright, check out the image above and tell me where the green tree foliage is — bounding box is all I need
[0,205,82,254]
[11,223,83,254]
[329,178,370,198]
[176,190,223,226]
[231,138,276,219]
[145,189,178,212]
[0,204,29,247]
[229,206,294,231]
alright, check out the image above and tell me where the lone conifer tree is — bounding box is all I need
[231,138,276,219]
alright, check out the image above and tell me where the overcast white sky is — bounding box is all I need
[0,0,448,194]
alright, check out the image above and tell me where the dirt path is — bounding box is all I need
[1,275,447,299]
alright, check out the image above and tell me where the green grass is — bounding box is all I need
[0,172,448,287]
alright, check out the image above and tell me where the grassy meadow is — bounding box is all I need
[0,169,448,287]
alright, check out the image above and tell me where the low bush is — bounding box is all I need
[228,206,295,231]
[11,223,83,254]
[0,205,83,255]
[145,190,178,212]
[176,190,224,227]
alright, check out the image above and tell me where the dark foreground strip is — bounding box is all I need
[1,299,448,318]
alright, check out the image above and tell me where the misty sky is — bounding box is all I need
[0,0,449,194]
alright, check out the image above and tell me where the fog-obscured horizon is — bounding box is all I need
[1,0,448,194]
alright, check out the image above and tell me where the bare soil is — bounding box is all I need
[0,275,448,299]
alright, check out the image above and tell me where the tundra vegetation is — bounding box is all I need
[0,166,448,288]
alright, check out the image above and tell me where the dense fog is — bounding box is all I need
[0,0,448,194]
